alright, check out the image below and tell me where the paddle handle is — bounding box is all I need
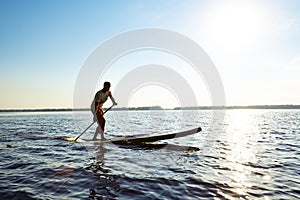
[74,105,114,142]
[102,104,114,115]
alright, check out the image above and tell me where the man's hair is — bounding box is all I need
[103,81,111,88]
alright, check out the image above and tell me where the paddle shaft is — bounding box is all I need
[74,105,114,141]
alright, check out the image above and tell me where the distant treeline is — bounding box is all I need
[112,106,163,111]
[0,106,164,113]
[1,105,300,112]
[174,105,300,110]
[0,108,74,112]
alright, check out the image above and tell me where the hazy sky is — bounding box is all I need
[1,0,300,109]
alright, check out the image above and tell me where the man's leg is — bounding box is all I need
[93,116,106,140]
[93,106,105,140]
[98,116,106,140]
[93,126,100,140]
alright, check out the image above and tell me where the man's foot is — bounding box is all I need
[101,137,107,141]
[92,137,98,141]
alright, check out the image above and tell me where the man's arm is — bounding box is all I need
[108,91,118,105]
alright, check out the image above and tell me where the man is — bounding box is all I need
[91,81,117,140]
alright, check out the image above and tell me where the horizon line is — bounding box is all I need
[1,104,300,112]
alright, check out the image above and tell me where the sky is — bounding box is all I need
[0,0,300,109]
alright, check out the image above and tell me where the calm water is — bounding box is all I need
[0,110,299,199]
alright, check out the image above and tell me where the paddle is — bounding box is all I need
[74,105,114,142]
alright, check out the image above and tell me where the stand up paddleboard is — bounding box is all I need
[59,127,202,145]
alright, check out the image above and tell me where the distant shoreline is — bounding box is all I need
[1,105,300,112]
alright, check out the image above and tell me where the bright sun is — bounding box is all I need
[202,1,268,51]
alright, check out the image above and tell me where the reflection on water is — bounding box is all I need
[88,143,107,174]
[86,143,120,199]
[0,110,300,199]
[223,110,259,198]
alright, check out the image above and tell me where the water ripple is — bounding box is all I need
[0,110,300,199]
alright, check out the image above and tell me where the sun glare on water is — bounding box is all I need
[222,110,261,197]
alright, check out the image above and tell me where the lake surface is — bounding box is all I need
[0,110,299,199]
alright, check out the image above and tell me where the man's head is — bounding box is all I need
[103,81,111,91]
